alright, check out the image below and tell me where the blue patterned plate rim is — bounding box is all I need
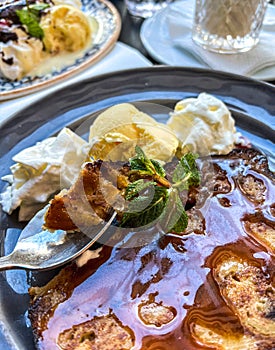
[0,0,121,101]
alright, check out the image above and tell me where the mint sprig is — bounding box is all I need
[129,146,170,188]
[172,153,200,191]
[119,146,200,233]
[120,185,169,228]
[16,3,49,39]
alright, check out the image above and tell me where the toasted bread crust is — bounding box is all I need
[57,314,135,350]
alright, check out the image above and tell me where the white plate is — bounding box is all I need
[0,42,152,125]
[140,0,275,81]
[0,0,121,100]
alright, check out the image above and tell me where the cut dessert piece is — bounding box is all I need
[44,160,126,231]
[242,211,275,252]
[138,300,176,327]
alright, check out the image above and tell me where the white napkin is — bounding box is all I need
[168,1,275,76]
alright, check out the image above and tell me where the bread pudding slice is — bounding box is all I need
[29,148,275,350]
[44,160,129,232]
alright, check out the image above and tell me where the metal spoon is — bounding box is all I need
[0,207,116,271]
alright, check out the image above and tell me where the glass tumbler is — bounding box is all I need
[192,0,269,53]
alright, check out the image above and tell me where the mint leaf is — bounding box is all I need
[170,195,188,233]
[129,146,151,172]
[30,3,50,13]
[159,189,188,233]
[151,159,166,178]
[120,186,168,228]
[119,147,200,232]
[16,4,49,39]
[130,146,166,177]
[124,179,155,201]
[16,9,43,38]
[129,146,169,188]
[172,153,200,191]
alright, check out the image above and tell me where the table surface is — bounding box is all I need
[111,0,275,86]
[112,0,158,59]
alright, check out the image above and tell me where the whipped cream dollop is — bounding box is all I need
[0,26,43,81]
[167,92,239,156]
[0,128,88,221]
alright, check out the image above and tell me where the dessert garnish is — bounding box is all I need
[120,146,200,232]
[15,1,49,39]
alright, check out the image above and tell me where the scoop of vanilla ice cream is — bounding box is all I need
[89,103,179,163]
[40,4,91,53]
[0,128,88,221]
[167,93,238,156]
[0,27,43,80]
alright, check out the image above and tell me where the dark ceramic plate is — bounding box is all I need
[0,67,274,349]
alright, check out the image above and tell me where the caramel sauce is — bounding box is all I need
[30,150,275,349]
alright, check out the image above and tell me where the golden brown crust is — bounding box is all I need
[57,314,135,350]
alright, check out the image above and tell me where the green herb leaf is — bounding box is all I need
[159,189,189,233]
[124,179,155,200]
[129,146,149,172]
[16,9,43,38]
[172,152,200,191]
[30,3,50,13]
[130,146,166,177]
[119,147,200,232]
[120,185,168,228]
[151,159,166,178]
[169,193,189,233]
[16,3,49,39]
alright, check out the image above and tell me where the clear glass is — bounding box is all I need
[125,0,174,18]
[192,0,269,53]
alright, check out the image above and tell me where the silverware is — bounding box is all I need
[0,207,116,271]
